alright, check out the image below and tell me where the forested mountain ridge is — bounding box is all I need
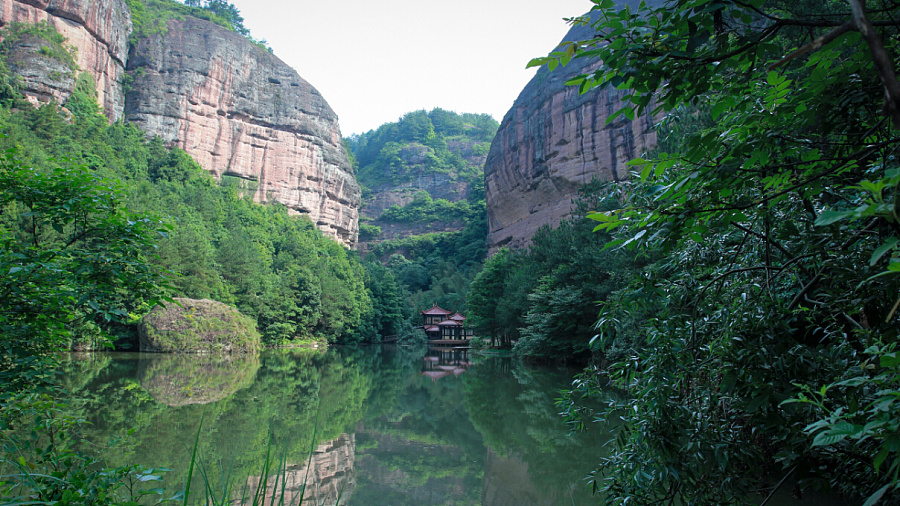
[0,0,360,246]
[346,109,497,244]
[343,109,497,321]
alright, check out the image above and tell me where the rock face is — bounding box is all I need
[139,297,261,353]
[126,17,360,247]
[0,0,131,120]
[484,12,657,252]
[245,433,356,505]
[363,140,486,220]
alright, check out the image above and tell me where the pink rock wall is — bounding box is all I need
[0,0,130,120]
[244,433,356,505]
[484,22,657,253]
[126,16,359,247]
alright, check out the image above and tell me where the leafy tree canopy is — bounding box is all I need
[533,0,900,503]
[346,108,498,190]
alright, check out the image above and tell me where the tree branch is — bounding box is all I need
[768,22,853,70]
[849,0,900,129]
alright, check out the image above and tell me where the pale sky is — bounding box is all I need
[226,0,592,136]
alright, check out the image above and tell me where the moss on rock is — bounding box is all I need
[139,297,260,353]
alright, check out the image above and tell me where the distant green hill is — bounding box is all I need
[345,109,498,244]
[345,109,498,317]
[347,108,496,192]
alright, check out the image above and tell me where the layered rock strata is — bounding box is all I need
[126,17,359,247]
[0,0,131,120]
[245,433,356,505]
[484,14,657,252]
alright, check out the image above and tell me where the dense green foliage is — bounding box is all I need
[0,44,395,348]
[346,109,496,332]
[378,192,475,224]
[466,182,644,358]
[530,0,900,503]
[0,148,171,388]
[346,108,497,192]
[364,206,489,325]
[125,0,270,50]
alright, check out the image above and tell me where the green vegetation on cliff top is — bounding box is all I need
[346,108,497,193]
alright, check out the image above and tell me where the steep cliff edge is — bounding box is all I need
[0,0,130,121]
[126,16,360,247]
[484,15,657,252]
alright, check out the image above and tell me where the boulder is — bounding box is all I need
[139,297,260,353]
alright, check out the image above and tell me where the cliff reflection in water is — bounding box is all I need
[243,433,356,506]
[63,346,611,505]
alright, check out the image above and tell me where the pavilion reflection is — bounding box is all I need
[421,347,473,382]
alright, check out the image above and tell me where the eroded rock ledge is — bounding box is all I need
[125,16,360,247]
[484,13,657,253]
[0,0,131,120]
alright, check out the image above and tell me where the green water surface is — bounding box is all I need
[61,346,611,505]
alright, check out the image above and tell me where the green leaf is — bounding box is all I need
[870,238,899,266]
[711,100,729,119]
[812,431,847,447]
[815,210,854,226]
[863,484,891,506]
[874,447,889,472]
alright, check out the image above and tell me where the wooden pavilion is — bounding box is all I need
[419,304,473,343]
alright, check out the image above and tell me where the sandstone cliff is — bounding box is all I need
[245,433,356,505]
[0,0,130,121]
[484,13,657,252]
[126,16,360,247]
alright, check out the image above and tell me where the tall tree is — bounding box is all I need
[0,152,170,390]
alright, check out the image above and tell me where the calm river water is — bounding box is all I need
[61,346,612,505]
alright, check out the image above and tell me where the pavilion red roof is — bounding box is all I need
[437,319,461,326]
[420,303,452,316]
[448,312,466,321]
[424,325,439,332]
[422,370,450,381]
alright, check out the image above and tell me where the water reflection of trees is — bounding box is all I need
[63,349,373,503]
[464,358,613,504]
[60,347,609,505]
[348,346,484,505]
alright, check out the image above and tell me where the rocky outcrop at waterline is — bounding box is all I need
[0,0,131,120]
[483,8,658,253]
[139,297,261,353]
[126,16,360,247]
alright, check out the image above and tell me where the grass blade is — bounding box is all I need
[182,413,204,506]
